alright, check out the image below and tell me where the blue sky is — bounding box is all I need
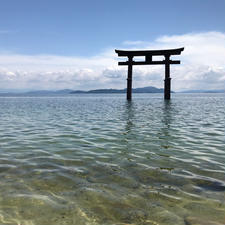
[0,0,225,91]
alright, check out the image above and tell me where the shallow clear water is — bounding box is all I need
[0,93,224,225]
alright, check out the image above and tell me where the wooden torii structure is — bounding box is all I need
[115,47,184,100]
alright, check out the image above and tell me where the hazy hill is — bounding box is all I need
[180,89,225,93]
[1,87,224,96]
[0,86,169,96]
[70,86,164,94]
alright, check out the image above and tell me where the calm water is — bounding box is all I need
[0,93,224,225]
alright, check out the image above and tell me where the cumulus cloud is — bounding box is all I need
[0,31,225,91]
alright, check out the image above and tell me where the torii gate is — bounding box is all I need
[115,47,184,100]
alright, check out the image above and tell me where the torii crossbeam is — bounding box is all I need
[115,47,184,100]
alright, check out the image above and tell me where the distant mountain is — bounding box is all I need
[1,87,223,96]
[70,86,164,94]
[0,86,166,96]
[0,89,75,96]
[133,86,164,93]
[180,89,225,93]
[0,89,33,93]
[25,89,74,95]
[87,89,125,94]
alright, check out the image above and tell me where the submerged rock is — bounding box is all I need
[193,179,225,192]
[183,201,225,223]
[152,209,185,225]
[184,216,224,225]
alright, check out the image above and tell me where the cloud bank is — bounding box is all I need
[0,31,225,91]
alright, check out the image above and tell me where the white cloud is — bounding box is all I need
[122,40,147,46]
[0,30,11,34]
[0,31,225,91]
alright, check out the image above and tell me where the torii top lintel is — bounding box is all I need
[115,47,184,66]
[115,47,184,57]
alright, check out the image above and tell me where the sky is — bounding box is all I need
[0,0,225,91]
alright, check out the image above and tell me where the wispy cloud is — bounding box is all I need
[0,31,225,91]
[122,40,147,46]
[0,30,15,34]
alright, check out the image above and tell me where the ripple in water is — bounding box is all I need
[0,93,224,225]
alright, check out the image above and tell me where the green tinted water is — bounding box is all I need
[0,93,224,225]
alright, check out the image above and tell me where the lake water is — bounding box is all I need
[0,93,224,225]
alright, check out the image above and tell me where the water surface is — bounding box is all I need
[0,93,224,225]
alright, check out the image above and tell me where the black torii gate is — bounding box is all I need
[115,47,184,100]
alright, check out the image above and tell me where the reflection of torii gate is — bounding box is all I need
[115,47,184,100]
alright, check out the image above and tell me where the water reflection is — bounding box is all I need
[162,100,173,129]
[120,101,137,159]
[158,101,175,151]
[123,101,135,135]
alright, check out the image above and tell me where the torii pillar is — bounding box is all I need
[127,56,133,100]
[115,48,184,100]
[164,55,171,100]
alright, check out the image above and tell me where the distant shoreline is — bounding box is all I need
[0,86,224,96]
[0,93,224,98]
